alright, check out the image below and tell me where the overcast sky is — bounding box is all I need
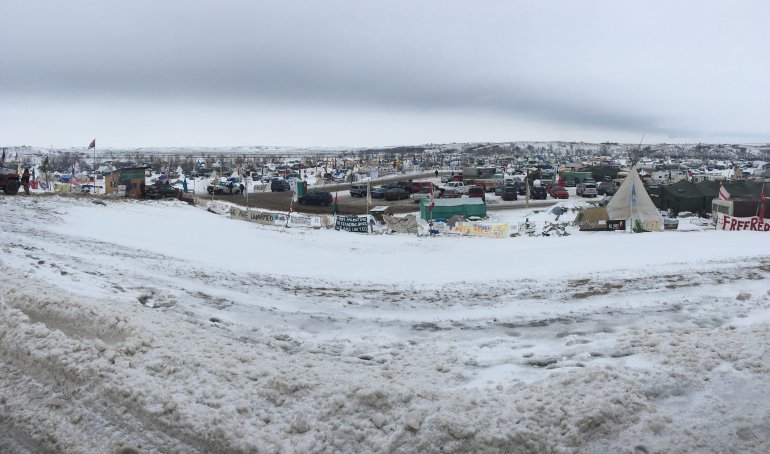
[2,0,769,148]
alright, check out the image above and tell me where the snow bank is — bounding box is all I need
[1,195,770,452]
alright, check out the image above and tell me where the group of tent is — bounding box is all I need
[657,179,768,217]
[579,166,769,232]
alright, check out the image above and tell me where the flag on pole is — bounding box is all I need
[366,179,372,207]
[631,183,637,206]
[428,185,435,213]
[87,139,96,150]
[332,193,339,215]
[759,183,766,220]
[719,181,730,200]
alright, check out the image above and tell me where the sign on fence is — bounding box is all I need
[717,213,770,231]
[335,215,369,233]
[454,222,510,238]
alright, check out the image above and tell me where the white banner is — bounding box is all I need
[454,222,510,238]
[717,213,770,231]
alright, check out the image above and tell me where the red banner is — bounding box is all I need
[717,213,770,231]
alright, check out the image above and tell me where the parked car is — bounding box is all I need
[501,185,518,201]
[576,182,598,197]
[395,181,413,193]
[271,179,290,192]
[410,181,436,193]
[530,186,548,200]
[371,187,387,199]
[549,186,569,199]
[298,191,333,206]
[467,186,486,202]
[146,183,179,199]
[411,187,436,203]
[439,189,461,198]
[384,187,410,201]
[349,183,368,197]
[597,182,616,195]
[449,174,464,182]
[208,181,243,195]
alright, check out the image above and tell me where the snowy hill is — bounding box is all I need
[2,194,770,452]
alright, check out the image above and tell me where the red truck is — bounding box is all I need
[0,167,21,195]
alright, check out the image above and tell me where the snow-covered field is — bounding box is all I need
[2,194,770,453]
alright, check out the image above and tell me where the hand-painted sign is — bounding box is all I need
[717,214,770,231]
[335,215,369,233]
[454,222,509,238]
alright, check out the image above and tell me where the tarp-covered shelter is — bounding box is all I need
[420,198,486,221]
[606,166,664,231]
[576,207,610,231]
[382,214,419,234]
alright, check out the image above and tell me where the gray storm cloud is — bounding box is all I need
[1,0,769,147]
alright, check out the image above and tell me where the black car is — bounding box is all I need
[530,186,548,200]
[298,191,333,206]
[271,179,290,192]
[395,181,412,192]
[501,185,518,201]
[597,182,616,195]
[370,187,387,199]
[146,183,178,199]
[384,187,410,201]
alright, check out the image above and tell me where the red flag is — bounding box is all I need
[718,181,730,201]
[760,183,766,219]
[87,139,96,150]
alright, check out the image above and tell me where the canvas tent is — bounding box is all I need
[661,180,768,216]
[419,198,486,220]
[606,166,664,231]
[659,180,713,214]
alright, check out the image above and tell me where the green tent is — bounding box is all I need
[419,198,486,220]
[660,180,712,214]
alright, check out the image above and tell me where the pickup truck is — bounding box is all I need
[208,181,244,195]
[411,187,436,203]
[443,181,469,194]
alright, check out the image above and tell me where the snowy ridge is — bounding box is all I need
[1,196,770,452]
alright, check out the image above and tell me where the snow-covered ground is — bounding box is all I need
[2,194,770,453]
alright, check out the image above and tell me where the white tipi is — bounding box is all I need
[606,166,663,231]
